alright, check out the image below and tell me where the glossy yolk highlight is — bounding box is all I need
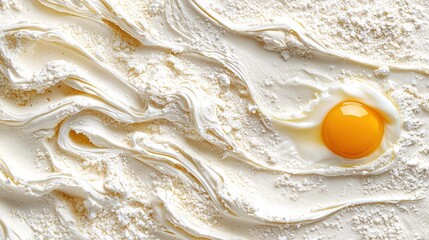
[322,101,384,159]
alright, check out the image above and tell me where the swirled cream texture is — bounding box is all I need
[1,0,429,239]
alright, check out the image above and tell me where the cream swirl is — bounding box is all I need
[0,0,428,239]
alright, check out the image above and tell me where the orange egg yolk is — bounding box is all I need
[322,101,384,159]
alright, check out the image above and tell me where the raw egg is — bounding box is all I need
[261,79,400,173]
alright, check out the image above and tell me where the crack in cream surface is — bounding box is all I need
[0,0,429,239]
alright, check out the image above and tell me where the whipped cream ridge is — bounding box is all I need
[1,0,429,239]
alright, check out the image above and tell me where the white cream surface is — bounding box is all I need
[1,0,429,239]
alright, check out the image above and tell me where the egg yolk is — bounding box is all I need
[322,101,384,159]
